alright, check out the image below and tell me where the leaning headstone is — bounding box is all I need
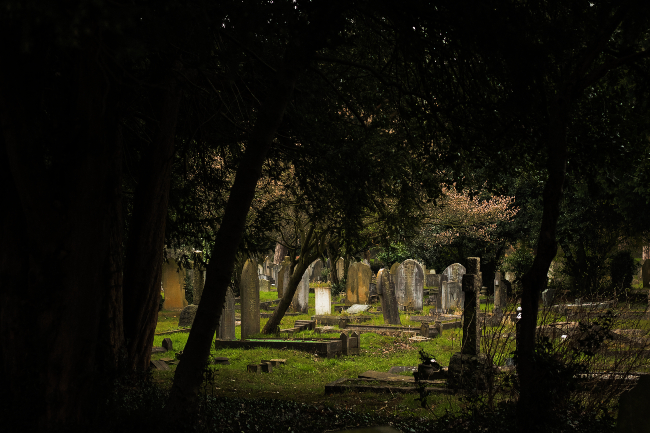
[315,286,331,315]
[345,262,372,305]
[395,259,424,311]
[241,259,260,340]
[216,287,236,340]
[616,375,650,433]
[178,304,198,327]
[291,268,310,313]
[377,269,400,325]
[277,256,291,299]
[643,260,650,289]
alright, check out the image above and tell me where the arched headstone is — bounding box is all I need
[161,259,187,310]
[345,262,372,305]
[395,259,424,311]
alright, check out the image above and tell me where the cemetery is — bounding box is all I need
[6,3,650,433]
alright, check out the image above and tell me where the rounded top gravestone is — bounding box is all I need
[443,263,466,282]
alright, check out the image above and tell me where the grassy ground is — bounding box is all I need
[152,292,650,421]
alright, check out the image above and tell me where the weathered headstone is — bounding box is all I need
[441,281,449,311]
[447,281,463,310]
[277,256,291,299]
[178,304,198,327]
[291,268,310,313]
[542,288,555,307]
[345,262,372,305]
[315,286,331,315]
[443,263,466,283]
[216,287,236,340]
[336,258,345,281]
[161,258,187,310]
[241,259,260,340]
[310,259,323,282]
[259,279,271,292]
[395,259,424,311]
[377,269,400,325]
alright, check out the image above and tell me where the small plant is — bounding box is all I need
[331,278,346,296]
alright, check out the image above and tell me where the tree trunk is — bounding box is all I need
[516,101,568,428]
[0,50,122,430]
[166,35,323,423]
[262,258,312,333]
[122,65,183,372]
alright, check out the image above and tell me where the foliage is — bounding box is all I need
[502,244,535,295]
[375,243,412,267]
[330,278,347,297]
[610,250,640,296]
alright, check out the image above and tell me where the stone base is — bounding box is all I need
[178,304,198,327]
[447,352,492,390]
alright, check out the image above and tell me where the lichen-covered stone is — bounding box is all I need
[178,304,198,327]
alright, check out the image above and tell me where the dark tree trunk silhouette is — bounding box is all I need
[122,65,183,372]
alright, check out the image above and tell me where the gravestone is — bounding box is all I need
[216,287,236,340]
[377,269,400,325]
[336,258,345,281]
[178,304,198,327]
[291,268,310,313]
[447,281,463,310]
[265,256,274,276]
[241,259,260,340]
[441,281,450,311]
[643,260,650,289]
[315,286,331,315]
[443,263,466,284]
[616,375,650,433]
[162,337,173,352]
[258,264,263,276]
[493,271,506,313]
[161,258,187,310]
[395,259,424,311]
[192,253,206,305]
[310,259,323,282]
[542,288,555,307]
[425,271,439,287]
[345,262,372,305]
[277,256,291,299]
[259,279,271,292]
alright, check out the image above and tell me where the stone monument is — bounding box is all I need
[395,259,424,311]
[216,287,235,340]
[376,268,400,325]
[240,259,260,340]
[314,286,332,315]
[345,262,372,305]
[291,268,310,313]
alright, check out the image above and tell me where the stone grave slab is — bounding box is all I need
[346,304,371,314]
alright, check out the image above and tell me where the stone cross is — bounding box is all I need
[461,257,481,356]
[216,287,236,340]
[240,259,260,340]
[376,268,400,325]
